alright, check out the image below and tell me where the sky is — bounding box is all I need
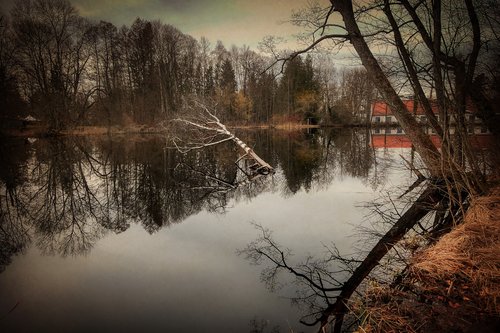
[1,0,311,49]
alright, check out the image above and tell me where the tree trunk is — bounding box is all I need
[316,182,444,331]
[382,0,443,138]
[332,0,442,176]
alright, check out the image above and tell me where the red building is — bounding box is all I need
[370,99,481,124]
[371,100,440,124]
[370,99,491,148]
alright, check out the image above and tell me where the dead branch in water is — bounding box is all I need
[165,100,274,176]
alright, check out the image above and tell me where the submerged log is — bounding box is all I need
[232,136,273,175]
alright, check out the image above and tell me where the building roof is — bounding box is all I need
[23,115,38,121]
[372,99,478,117]
[371,100,440,116]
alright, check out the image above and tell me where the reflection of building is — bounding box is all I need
[370,99,490,137]
[370,134,494,149]
[371,100,486,128]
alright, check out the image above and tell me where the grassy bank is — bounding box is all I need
[354,184,500,332]
[1,122,336,138]
[229,122,321,130]
[0,124,166,137]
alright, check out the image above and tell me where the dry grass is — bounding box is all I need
[354,185,500,332]
[3,123,322,138]
[229,122,320,130]
[1,124,48,137]
[272,122,320,130]
[228,124,272,129]
[351,284,419,333]
[411,189,500,314]
[60,125,166,136]
[0,124,167,137]
[60,126,111,135]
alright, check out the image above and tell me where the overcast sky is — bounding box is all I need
[1,0,311,49]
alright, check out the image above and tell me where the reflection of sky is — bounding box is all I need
[0,143,420,332]
[0,175,387,332]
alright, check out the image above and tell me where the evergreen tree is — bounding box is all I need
[220,59,237,92]
[277,55,320,121]
[204,65,215,96]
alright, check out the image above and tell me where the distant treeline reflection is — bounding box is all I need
[0,129,376,271]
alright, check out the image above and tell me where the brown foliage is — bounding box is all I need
[412,190,500,314]
[354,185,500,332]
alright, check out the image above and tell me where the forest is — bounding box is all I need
[0,0,379,132]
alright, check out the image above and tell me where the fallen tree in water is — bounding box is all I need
[165,100,274,176]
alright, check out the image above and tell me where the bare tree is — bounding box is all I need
[267,0,496,185]
[11,0,93,130]
[334,67,377,123]
[238,2,499,330]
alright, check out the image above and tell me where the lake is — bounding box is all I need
[0,128,451,332]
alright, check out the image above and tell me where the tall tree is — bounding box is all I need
[11,0,92,130]
[88,20,126,125]
[127,18,157,122]
[216,58,237,119]
[334,67,377,123]
[277,55,320,121]
[283,0,496,181]
[0,15,25,118]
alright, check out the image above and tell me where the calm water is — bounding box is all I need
[0,129,421,332]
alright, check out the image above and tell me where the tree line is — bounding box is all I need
[0,0,377,132]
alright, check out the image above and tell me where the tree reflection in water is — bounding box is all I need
[239,132,494,332]
[0,130,377,315]
[0,129,376,272]
[0,139,31,272]
[239,182,445,332]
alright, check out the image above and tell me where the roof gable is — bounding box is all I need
[372,99,476,117]
[372,100,440,116]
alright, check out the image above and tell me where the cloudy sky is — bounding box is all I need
[1,0,311,48]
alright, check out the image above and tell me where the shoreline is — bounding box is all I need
[0,123,371,138]
[353,183,500,332]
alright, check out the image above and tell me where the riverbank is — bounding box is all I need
[0,122,360,138]
[354,184,500,332]
[0,124,165,137]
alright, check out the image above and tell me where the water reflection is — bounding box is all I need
[2,129,494,332]
[0,138,32,272]
[239,131,495,332]
[0,129,378,270]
